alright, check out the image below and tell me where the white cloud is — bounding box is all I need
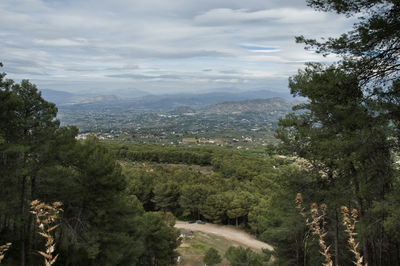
[34,38,88,47]
[0,0,355,94]
[194,8,329,26]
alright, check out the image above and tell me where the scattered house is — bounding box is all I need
[197,138,223,145]
[76,133,89,140]
[105,134,113,139]
[76,133,104,140]
[243,137,253,142]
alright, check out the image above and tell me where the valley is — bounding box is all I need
[2,0,398,264]
[47,90,298,147]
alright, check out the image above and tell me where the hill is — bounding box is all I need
[200,97,295,114]
[41,89,292,111]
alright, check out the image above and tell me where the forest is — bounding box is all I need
[1,0,400,265]
[0,71,181,265]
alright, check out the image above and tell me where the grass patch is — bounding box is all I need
[177,230,253,265]
[191,244,206,251]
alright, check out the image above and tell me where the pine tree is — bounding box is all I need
[276,0,400,263]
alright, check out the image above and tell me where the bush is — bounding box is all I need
[203,247,222,266]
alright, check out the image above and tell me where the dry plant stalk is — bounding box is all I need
[296,193,307,219]
[0,242,12,263]
[310,203,332,266]
[341,206,363,266]
[296,193,332,266]
[30,200,63,266]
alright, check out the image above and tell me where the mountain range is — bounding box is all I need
[40,89,294,112]
[200,97,296,115]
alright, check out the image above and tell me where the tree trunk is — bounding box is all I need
[295,239,300,266]
[20,175,26,266]
[334,209,339,266]
[351,164,369,266]
[379,224,384,266]
[354,179,369,265]
[304,239,307,266]
[25,175,37,266]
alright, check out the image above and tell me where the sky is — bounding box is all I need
[0,0,355,95]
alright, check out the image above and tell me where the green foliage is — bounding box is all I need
[0,64,181,266]
[225,246,265,266]
[139,212,181,266]
[201,193,229,224]
[179,183,212,218]
[60,138,145,265]
[302,0,399,82]
[121,143,284,226]
[152,181,180,212]
[203,247,222,266]
[110,142,215,165]
[275,0,400,265]
[277,64,395,265]
[254,167,321,266]
[381,172,400,239]
[226,191,257,227]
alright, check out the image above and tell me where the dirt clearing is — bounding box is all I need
[175,221,273,251]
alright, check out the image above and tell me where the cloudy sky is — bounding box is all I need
[0,0,355,95]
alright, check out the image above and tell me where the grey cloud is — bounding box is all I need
[0,0,355,94]
[105,65,140,71]
[193,8,329,26]
[106,73,243,81]
[106,69,282,83]
[115,47,232,59]
[106,73,183,80]
[220,70,242,74]
[33,38,89,47]
[3,65,48,76]
[63,64,141,73]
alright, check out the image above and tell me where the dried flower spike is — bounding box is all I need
[295,193,307,218]
[295,194,332,266]
[31,200,63,266]
[341,206,363,266]
[0,242,12,263]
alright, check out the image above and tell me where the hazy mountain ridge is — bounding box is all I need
[41,89,293,111]
[200,97,296,114]
[40,89,150,107]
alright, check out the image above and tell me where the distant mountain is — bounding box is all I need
[40,89,117,106]
[101,88,151,99]
[40,89,148,107]
[40,89,77,106]
[41,89,295,111]
[202,88,293,99]
[169,106,197,114]
[235,89,292,100]
[200,98,296,114]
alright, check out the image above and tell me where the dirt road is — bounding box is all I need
[175,221,273,251]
